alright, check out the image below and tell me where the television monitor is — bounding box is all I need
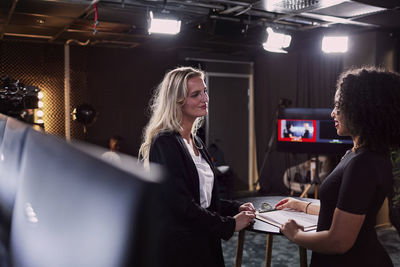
[276,108,353,154]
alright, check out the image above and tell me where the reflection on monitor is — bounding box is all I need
[276,108,353,154]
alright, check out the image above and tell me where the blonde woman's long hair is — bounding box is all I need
[139,66,205,167]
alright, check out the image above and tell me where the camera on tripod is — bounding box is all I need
[0,75,40,119]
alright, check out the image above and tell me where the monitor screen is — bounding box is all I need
[276,108,352,154]
[278,119,316,143]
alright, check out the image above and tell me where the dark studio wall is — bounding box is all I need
[0,40,182,154]
[0,41,66,136]
[344,30,399,70]
[254,52,300,194]
[0,40,93,139]
[76,46,180,155]
[254,32,344,194]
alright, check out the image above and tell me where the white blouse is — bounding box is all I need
[183,138,214,208]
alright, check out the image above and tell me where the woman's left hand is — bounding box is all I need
[239,202,255,213]
[280,219,304,242]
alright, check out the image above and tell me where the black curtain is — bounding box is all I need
[295,51,344,108]
[255,46,344,194]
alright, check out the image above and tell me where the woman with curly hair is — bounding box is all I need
[275,67,400,266]
[139,66,255,267]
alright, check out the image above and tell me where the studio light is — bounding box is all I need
[36,110,44,117]
[322,36,348,53]
[263,27,292,53]
[148,11,181,35]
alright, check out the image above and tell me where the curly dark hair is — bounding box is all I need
[336,67,400,154]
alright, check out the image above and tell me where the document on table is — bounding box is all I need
[256,209,318,232]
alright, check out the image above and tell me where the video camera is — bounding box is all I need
[0,75,40,117]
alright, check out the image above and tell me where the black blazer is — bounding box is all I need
[149,131,241,267]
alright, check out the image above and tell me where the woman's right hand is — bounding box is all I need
[275,197,307,212]
[280,219,304,242]
[234,211,256,231]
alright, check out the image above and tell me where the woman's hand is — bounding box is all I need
[239,202,255,213]
[275,197,307,212]
[234,211,256,232]
[280,219,304,242]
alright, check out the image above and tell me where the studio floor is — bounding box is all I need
[222,227,400,267]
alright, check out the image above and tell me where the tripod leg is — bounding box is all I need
[300,184,312,198]
[314,185,319,199]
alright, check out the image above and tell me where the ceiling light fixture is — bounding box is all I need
[322,36,348,53]
[262,27,292,53]
[148,11,181,35]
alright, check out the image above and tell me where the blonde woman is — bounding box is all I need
[139,67,255,267]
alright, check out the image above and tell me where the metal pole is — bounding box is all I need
[64,43,71,141]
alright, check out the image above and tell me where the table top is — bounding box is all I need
[238,196,320,234]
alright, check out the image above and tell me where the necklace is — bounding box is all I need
[352,144,363,152]
[192,137,203,150]
[352,137,362,152]
[183,136,204,150]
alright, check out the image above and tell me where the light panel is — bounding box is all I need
[263,27,292,53]
[322,36,348,53]
[148,11,181,35]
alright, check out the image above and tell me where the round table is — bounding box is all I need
[234,196,320,267]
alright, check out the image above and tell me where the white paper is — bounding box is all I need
[256,208,318,230]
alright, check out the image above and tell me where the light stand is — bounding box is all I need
[253,98,292,191]
[299,155,321,199]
